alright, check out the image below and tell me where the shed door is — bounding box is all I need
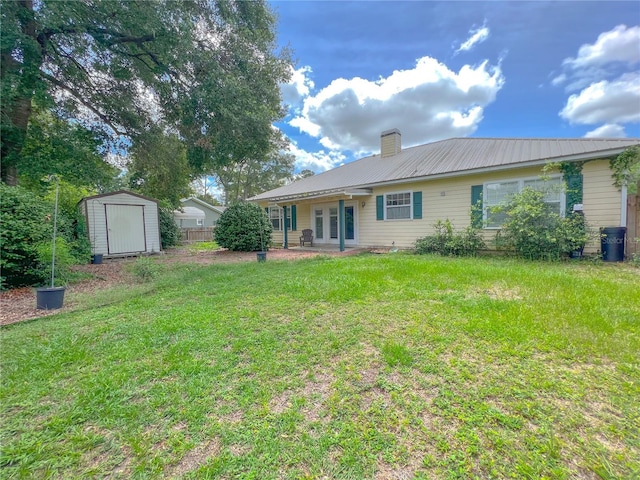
[105,204,146,254]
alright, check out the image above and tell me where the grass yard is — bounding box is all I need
[1,254,639,479]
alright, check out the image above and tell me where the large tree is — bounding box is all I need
[1,0,291,183]
[217,151,295,204]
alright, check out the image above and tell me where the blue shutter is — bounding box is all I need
[471,185,483,228]
[413,191,422,219]
[376,195,384,220]
[291,205,297,231]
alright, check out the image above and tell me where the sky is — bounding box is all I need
[271,1,640,173]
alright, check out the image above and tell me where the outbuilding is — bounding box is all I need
[79,190,161,257]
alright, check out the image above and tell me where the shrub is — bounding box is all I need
[214,202,272,252]
[33,238,77,287]
[129,257,161,282]
[415,219,485,257]
[1,183,89,288]
[493,187,591,261]
[158,206,182,249]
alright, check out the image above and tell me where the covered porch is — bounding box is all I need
[263,188,372,252]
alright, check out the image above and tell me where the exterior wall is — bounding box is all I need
[179,199,222,228]
[582,159,621,229]
[258,159,622,252]
[83,192,161,256]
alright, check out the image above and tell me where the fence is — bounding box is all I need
[180,227,214,244]
[627,181,640,256]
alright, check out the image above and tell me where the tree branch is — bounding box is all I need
[39,71,128,136]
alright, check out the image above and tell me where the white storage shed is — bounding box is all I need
[79,191,161,257]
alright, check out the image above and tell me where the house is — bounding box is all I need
[174,197,226,228]
[251,130,640,253]
[79,190,161,257]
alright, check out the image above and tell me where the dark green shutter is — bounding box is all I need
[413,191,422,219]
[564,174,583,214]
[265,207,269,215]
[376,195,384,220]
[291,205,297,231]
[471,185,483,228]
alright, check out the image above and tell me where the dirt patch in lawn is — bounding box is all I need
[0,247,364,327]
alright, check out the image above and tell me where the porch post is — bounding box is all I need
[339,199,345,252]
[283,205,288,249]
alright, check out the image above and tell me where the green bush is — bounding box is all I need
[493,187,591,261]
[158,206,182,249]
[214,202,272,252]
[129,257,161,282]
[415,219,485,257]
[33,238,77,287]
[0,183,89,288]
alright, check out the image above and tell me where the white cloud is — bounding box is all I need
[560,74,640,125]
[584,124,627,138]
[455,23,490,54]
[281,66,315,110]
[563,25,640,69]
[287,141,346,173]
[289,56,504,154]
[556,25,640,133]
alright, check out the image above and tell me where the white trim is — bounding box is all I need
[383,190,413,221]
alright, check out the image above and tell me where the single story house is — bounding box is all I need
[251,130,639,253]
[174,197,226,228]
[79,190,161,257]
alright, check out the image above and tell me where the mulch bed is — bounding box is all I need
[0,247,365,327]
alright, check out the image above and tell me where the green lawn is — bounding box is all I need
[1,254,639,479]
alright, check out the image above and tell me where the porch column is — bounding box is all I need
[283,205,289,249]
[339,199,345,252]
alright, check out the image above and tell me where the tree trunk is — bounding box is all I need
[1,0,42,184]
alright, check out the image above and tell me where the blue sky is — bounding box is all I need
[271,1,640,172]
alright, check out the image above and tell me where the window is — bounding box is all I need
[484,176,565,228]
[196,218,204,226]
[386,192,411,220]
[269,206,282,230]
[268,206,292,231]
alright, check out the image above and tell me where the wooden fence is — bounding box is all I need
[180,227,214,244]
[627,181,640,256]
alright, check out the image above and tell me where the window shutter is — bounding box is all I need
[376,195,384,220]
[564,174,583,213]
[412,191,422,219]
[291,205,297,231]
[471,185,483,228]
[265,207,269,215]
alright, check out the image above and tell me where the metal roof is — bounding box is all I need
[173,206,205,220]
[251,137,639,202]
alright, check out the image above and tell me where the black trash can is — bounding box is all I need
[600,227,626,262]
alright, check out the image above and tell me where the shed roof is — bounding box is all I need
[173,206,205,220]
[251,137,639,202]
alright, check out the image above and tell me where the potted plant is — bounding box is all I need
[36,176,66,310]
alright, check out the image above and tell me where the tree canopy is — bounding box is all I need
[1,0,291,183]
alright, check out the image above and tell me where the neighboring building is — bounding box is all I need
[79,190,161,257]
[251,130,639,252]
[174,197,226,228]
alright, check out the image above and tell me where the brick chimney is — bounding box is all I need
[381,128,401,157]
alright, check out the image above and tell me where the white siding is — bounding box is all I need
[82,192,160,256]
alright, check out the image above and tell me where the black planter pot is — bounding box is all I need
[256,251,267,262]
[91,254,103,264]
[36,287,65,310]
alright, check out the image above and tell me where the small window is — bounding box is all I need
[269,206,282,231]
[196,218,204,226]
[385,192,411,220]
[268,206,292,231]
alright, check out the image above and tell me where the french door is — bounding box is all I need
[312,203,356,245]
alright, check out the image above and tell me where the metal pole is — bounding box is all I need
[51,177,59,288]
